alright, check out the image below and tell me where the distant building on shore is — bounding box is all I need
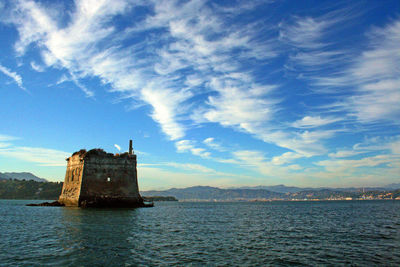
[58,140,146,207]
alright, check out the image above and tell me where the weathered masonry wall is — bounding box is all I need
[59,154,84,206]
[59,147,144,207]
[79,154,142,206]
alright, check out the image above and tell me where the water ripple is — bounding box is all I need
[0,200,399,266]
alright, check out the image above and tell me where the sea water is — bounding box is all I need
[0,200,399,266]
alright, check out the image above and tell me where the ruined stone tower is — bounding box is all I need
[59,140,144,207]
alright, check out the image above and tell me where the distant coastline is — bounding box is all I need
[1,178,399,202]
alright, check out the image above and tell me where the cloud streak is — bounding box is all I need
[0,63,25,90]
[0,134,70,167]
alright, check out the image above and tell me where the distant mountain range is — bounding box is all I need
[142,186,284,201]
[233,184,400,193]
[142,184,400,201]
[141,186,274,201]
[0,172,47,182]
[0,171,399,200]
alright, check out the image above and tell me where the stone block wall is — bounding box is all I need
[58,153,84,206]
[59,148,143,207]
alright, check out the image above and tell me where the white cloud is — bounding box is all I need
[0,134,18,142]
[288,164,302,171]
[55,74,69,85]
[203,78,277,129]
[0,63,25,90]
[203,137,225,151]
[272,152,303,165]
[0,146,70,167]
[191,148,211,158]
[0,134,17,149]
[4,0,282,144]
[313,19,400,124]
[232,149,304,177]
[255,129,338,157]
[232,150,272,175]
[165,162,216,173]
[114,144,121,151]
[317,154,400,172]
[141,0,279,139]
[328,150,362,158]
[289,51,346,69]
[175,140,194,153]
[279,16,330,50]
[141,82,190,140]
[391,139,400,154]
[0,133,69,167]
[30,61,44,72]
[292,116,341,128]
[279,10,355,74]
[175,139,210,158]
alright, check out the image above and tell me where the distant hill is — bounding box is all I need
[385,183,400,190]
[142,185,400,201]
[0,172,47,182]
[0,173,12,181]
[0,179,62,199]
[233,184,399,193]
[142,186,284,201]
[1,180,399,201]
[235,184,307,193]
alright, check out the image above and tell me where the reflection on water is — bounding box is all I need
[59,207,140,266]
[0,200,400,266]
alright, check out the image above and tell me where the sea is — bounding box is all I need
[0,200,399,266]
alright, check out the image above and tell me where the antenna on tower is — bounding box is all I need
[129,140,133,155]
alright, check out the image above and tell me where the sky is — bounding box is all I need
[0,0,399,190]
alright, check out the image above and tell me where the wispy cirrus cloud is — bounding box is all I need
[0,134,18,142]
[175,140,211,158]
[2,0,398,183]
[346,20,400,123]
[3,0,341,159]
[279,16,330,50]
[279,8,356,72]
[4,0,279,145]
[141,81,190,140]
[272,152,304,165]
[328,150,363,158]
[309,18,400,124]
[30,61,44,72]
[203,137,226,152]
[0,146,70,166]
[0,63,25,90]
[291,116,342,129]
[328,136,400,160]
[0,133,69,167]
[317,154,400,172]
[165,162,216,174]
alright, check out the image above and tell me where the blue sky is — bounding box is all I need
[0,0,399,189]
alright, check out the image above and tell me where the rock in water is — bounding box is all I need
[26,201,65,207]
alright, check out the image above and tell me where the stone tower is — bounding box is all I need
[59,140,144,207]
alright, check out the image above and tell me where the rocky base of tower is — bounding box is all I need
[26,201,65,207]
[78,196,152,208]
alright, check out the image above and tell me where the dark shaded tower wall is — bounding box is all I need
[79,152,142,206]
